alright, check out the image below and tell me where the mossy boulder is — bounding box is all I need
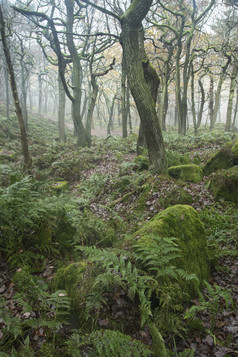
[231,141,238,165]
[168,164,203,183]
[211,166,238,203]
[203,142,233,176]
[134,205,209,297]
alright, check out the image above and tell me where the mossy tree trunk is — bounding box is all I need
[65,0,89,147]
[58,70,66,143]
[232,83,238,130]
[225,60,238,132]
[0,5,31,169]
[208,75,214,128]
[197,77,205,128]
[121,56,128,138]
[120,0,167,174]
[210,55,231,130]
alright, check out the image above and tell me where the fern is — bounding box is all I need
[133,236,198,283]
[66,329,152,357]
[184,280,233,332]
[77,246,156,327]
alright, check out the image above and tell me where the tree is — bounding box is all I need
[151,0,215,134]
[81,0,167,173]
[0,4,31,168]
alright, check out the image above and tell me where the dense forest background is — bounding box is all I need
[0,0,238,356]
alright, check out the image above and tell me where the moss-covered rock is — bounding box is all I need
[52,181,69,193]
[134,205,209,297]
[211,166,238,203]
[231,141,238,165]
[168,164,203,183]
[203,142,233,176]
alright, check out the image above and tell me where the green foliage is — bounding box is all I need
[0,268,70,354]
[200,204,238,257]
[76,173,109,202]
[0,176,77,267]
[166,150,191,168]
[133,236,198,284]
[184,281,233,332]
[66,329,152,357]
[73,209,117,247]
[77,246,156,327]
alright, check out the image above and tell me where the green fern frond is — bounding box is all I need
[66,329,152,357]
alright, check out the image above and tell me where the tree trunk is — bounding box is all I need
[0,6,31,168]
[232,83,238,130]
[225,61,238,132]
[208,76,214,128]
[197,78,205,128]
[65,0,89,147]
[191,67,197,135]
[121,56,128,138]
[86,74,99,146]
[4,64,10,119]
[210,56,231,130]
[58,71,66,143]
[38,73,43,116]
[120,0,167,173]
[107,94,116,135]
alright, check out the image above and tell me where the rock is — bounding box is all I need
[168,164,203,183]
[52,181,69,193]
[203,142,233,176]
[133,204,209,297]
[211,166,238,203]
[231,141,238,165]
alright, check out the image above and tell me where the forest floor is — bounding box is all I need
[0,109,238,356]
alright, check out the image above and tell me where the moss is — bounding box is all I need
[166,149,190,167]
[211,166,238,203]
[231,141,238,165]
[52,181,69,193]
[168,164,203,183]
[203,142,233,176]
[158,186,193,208]
[134,205,209,297]
[52,261,89,313]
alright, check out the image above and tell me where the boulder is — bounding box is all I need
[203,143,233,176]
[52,181,69,193]
[134,205,209,297]
[211,166,238,203]
[168,164,203,183]
[231,141,238,165]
